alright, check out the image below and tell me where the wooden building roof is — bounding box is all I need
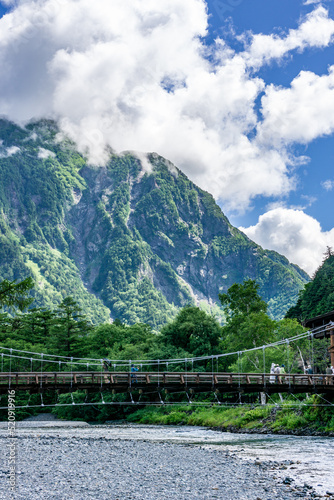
[303,310,334,338]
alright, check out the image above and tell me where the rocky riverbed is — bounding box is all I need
[0,417,333,500]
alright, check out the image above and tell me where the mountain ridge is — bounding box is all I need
[0,119,309,326]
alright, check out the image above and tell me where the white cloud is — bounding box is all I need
[322,179,334,190]
[303,0,328,5]
[0,1,334,213]
[7,146,20,156]
[0,145,20,157]
[258,66,334,147]
[38,147,55,159]
[243,6,334,68]
[240,208,334,275]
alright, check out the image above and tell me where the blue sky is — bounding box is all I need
[205,0,334,231]
[1,0,334,275]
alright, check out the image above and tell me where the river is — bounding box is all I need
[0,419,333,499]
[111,424,332,496]
[88,423,334,496]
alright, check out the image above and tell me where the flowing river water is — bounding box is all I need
[1,418,333,498]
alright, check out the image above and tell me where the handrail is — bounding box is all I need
[0,371,333,383]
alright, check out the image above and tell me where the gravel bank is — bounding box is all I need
[0,425,323,500]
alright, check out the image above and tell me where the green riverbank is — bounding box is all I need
[125,396,334,436]
[4,391,333,436]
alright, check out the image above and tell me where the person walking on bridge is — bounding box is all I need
[103,359,110,371]
[270,363,275,383]
[280,364,286,382]
[131,364,139,383]
[103,359,111,383]
[306,365,313,375]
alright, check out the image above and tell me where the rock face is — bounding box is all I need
[0,119,308,326]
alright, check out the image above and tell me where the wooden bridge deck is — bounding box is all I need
[1,371,334,396]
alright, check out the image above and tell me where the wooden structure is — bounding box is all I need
[0,371,333,396]
[303,311,334,367]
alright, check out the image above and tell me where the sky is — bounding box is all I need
[0,0,334,276]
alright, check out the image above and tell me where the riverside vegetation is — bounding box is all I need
[126,396,334,435]
[0,274,333,435]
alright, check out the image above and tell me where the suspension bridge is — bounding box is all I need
[0,324,333,409]
[1,370,333,395]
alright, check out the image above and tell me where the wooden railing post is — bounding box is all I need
[329,329,334,368]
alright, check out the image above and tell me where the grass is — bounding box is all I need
[126,396,334,434]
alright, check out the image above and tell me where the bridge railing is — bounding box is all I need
[0,371,333,388]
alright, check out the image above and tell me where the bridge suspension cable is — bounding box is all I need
[0,322,333,412]
[0,324,326,369]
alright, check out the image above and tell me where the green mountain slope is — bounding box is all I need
[0,119,309,326]
[286,253,334,321]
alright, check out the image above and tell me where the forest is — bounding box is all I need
[0,119,309,328]
[0,271,331,425]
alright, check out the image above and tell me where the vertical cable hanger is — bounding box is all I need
[40,353,43,392]
[9,349,12,390]
[262,346,266,388]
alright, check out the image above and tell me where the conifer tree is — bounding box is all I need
[0,277,34,311]
[50,296,92,357]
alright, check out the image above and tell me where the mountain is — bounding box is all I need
[286,252,334,322]
[0,119,309,327]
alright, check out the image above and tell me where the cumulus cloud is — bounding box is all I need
[321,179,334,190]
[240,208,334,275]
[258,66,334,147]
[0,1,334,212]
[242,6,334,68]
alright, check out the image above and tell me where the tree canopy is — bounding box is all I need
[160,306,222,356]
[50,296,92,357]
[0,277,34,311]
[219,279,267,320]
[285,254,334,321]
